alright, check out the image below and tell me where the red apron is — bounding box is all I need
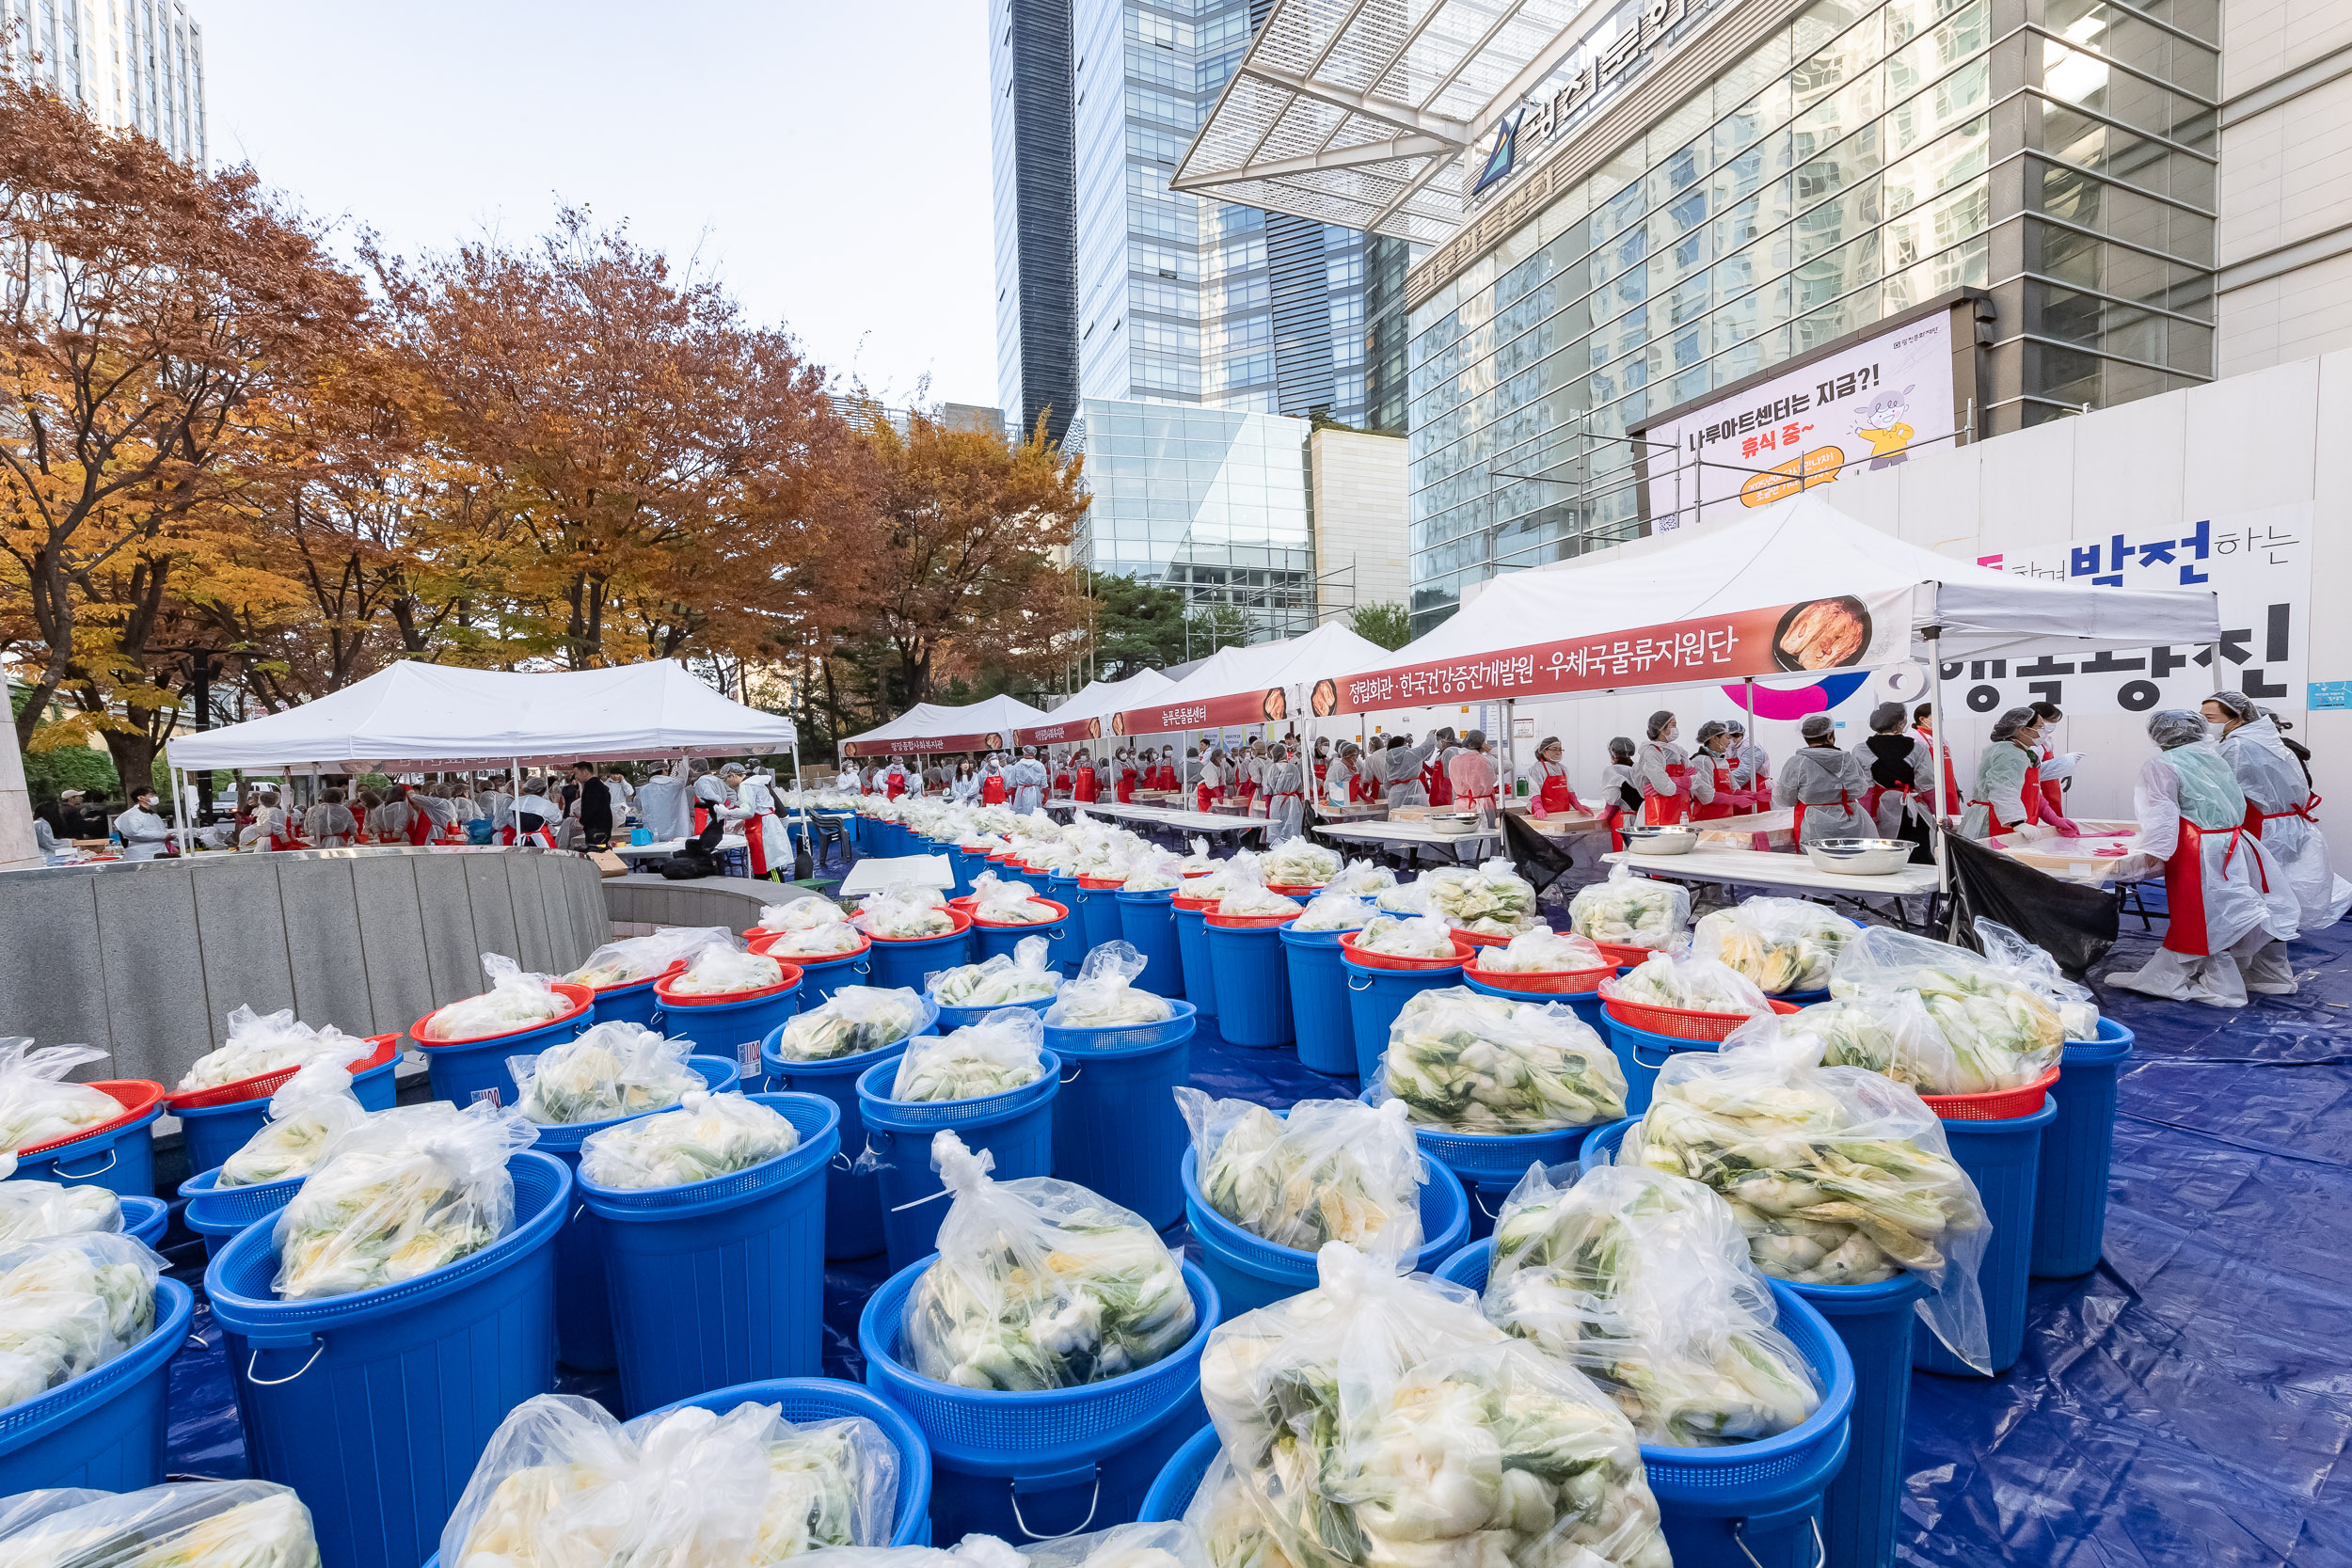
[1117,768,1136,803]
[1537,765,1579,816]
[1642,764,1690,826]
[2162,817,2266,955]
[1598,802,1628,851]
[1196,782,1215,812]
[1074,768,1098,803]
[1314,761,1328,786]
[405,807,432,847]
[886,774,907,800]
[2018,764,2045,827]
[515,817,556,848]
[1053,769,1072,798]
[1424,760,1452,806]
[1915,731,1960,813]
[1154,766,1176,791]
[1790,790,1854,843]
[1690,759,1740,821]
[743,811,773,877]
[1269,789,1304,821]
[2243,792,2322,839]
[981,774,1008,805]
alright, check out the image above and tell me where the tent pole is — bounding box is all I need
[1925,628,1950,908]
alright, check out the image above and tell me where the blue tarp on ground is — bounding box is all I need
[159,906,2352,1566]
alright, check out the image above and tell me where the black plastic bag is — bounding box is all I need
[1943,833,2118,977]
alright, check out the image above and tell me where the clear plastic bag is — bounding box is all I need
[1198,1243,1672,1568]
[774,988,928,1063]
[905,1131,1197,1390]
[270,1101,538,1299]
[0,1042,121,1154]
[1483,1164,1823,1446]
[1179,1449,1294,1568]
[1421,858,1539,937]
[1178,851,1260,903]
[1350,911,1457,958]
[441,1391,898,1568]
[1567,865,1692,950]
[890,1010,1047,1102]
[1621,1015,1991,1370]
[1015,1521,1208,1568]
[666,945,787,998]
[1691,898,1859,994]
[578,1091,802,1190]
[926,937,1063,1009]
[1779,990,1963,1095]
[0,1480,319,1568]
[970,874,1058,925]
[0,1232,164,1405]
[415,956,571,1042]
[1326,859,1396,896]
[1376,988,1626,1133]
[1176,1093,1423,1256]
[1372,879,1429,915]
[855,884,959,941]
[1178,837,1218,875]
[1042,943,1173,1028]
[1828,926,2066,1090]
[1975,919,2103,1041]
[766,922,868,958]
[0,1181,120,1243]
[762,897,850,935]
[1601,950,1774,1018]
[509,1022,707,1126]
[1472,927,1607,974]
[1121,849,1184,893]
[1261,839,1340,888]
[178,1006,373,1092]
[567,927,734,989]
[217,1058,373,1188]
[1290,892,1374,933]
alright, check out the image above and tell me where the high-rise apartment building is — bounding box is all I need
[0,0,207,166]
[993,0,1081,446]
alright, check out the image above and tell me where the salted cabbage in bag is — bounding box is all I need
[970,874,1060,926]
[666,945,786,998]
[1349,911,1457,959]
[0,1480,318,1568]
[567,927,733,990]
[414,956,570,1042]
[774,988,927,1062]
[1376,989,1625,1133]
[1568,865,1691,950]
[217,1058,372,1188]
[1692,898,1858,994]
[0,1181,119,1243]
[1043,943,1173,1027]
[1829,926,2064,1090]
[1422,857,1538,936]
[178,1007,373,1092]
[579,1092,801,1189]
[1473,927,1607,974]
[926,938,1061,1009]
[1290,892,1373,933]
[856,884,958,941]
[0,1043,122,1153]
[1601,950,1773,1018]
[510,1022,707,1126]
[1176,1093,1422,1255]
[890,1010,1046,1102]
[1261,838,1340,889]
[0,1232,163,1407]
[904,1132,1195,1390]
[762,897,850,935]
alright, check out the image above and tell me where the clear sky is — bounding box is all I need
[197,0,998,410]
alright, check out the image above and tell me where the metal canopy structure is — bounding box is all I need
[1169,0,1600,242]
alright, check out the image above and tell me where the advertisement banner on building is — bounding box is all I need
[1955,503,2310,723]
[1641,312,1958,532]
[1324,590,1910,714]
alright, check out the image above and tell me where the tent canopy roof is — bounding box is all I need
[1017,670,1174,742]
[167,660,798,773]
[1120,619,1391,731]
[838,692,1049,757]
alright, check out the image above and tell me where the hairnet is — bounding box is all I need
[2029,700,2062,721]
[1646,709,1677,740]
[1869,702,1907,733]
[2205,689,2257,723]
[1725,719,1746,736]
[1989,706,2037,742]
[1609,736,1636,761]
[1461,730,1486,749]
[1799,714,1836,742]
[2148,708,2209,750]
[1693,719,1728,746]
[1536,735,1561,755]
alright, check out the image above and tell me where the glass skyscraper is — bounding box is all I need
[992,0,1081,446]
[0,0,207,166]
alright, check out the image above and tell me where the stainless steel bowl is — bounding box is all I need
[1804,838,1913,876]
[1620,825,1698,856]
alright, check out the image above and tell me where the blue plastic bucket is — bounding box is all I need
[1138,1421,1220,1521]
[180,1164,305,1260]
[580,1091,839,1416]
[1279,925,1359,1073]
[949,847,991,896]
[1072,878,1125,957]
[589,972,672,1030]
[527,1055,738,1371]
[351,1051,399,1112]
[1341,952,1465,1082]
[206,1151,569,1568]
[1580,1117,1638,1175]
[1184,1148,1468,1315]
[1413,1122,1598,1241]
[2032,1018,2134,1278]
[973,904,1073,971]
[1116,888,1184,998]
[662,974,805,1087]
[1464,972,1609,1035]
[13,1101,161,1199]
[1041,874,1088,973]
[1204,917,1295,1048]
[1791,1270,1932,1568]
[1435,1239,1854,1568]
[868,920,976,993]
[175,1098,278,1186]
[0,1277,192,1494]
[1600,1012,1723,1117]
[1172,905,1218,1018]
[121,1194,167,1249]
[414,987,594,1108]
[1915,1098,2057,1377]
[1042,1004,1198,1228]
[860,1255,1218,1544]
[856,1054,1060,1273]
[934,993,1055,1034]
[791,946,876,1007]
[762,997,941,1261]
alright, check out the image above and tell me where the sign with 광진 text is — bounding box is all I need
[1642,312,1957,531]
[1957,503,2311,721]
[1324,591,1907,714]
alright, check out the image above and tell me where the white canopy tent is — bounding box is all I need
[1015,669,1175,748]
[836,692,1050,760]
[1113,618,1391,737]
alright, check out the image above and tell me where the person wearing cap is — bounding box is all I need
[1635,710,1712,825]
[2203,689,2352,929]
[1446,730,1501,828]
[46,787,103,843]
[1862,702,1935,863]
[305,789,358,849]
[1688,721,1744,821]
[1116,749,1138,804]
[977,753,1009,806]
[1771,714,1873,845]
[1724,720,1770,796]
[1427,735,1457,808]
[1007,746,1048,815]
[636,757,692,843]
[1526,736,1583,820]
[1958,708,2042,842]
[508,778,561,847]
[1321,741,1364,813]
[113,784,172,860]
[690,764,731,835]
[1374,728,1451,809]
[1072,749,1100,805]
[2106,708,2300,1006]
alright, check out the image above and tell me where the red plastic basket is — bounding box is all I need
[1264,880,1327,897]
[1077,874,1124,891]
[1922,1066,2060,1120]
[971,897,1069,929]
[1596,942,1665,968]
[1453,928,1518,948]
[413,980,596,1046]
[163,1032,400,1112]
[655,963,806,1007]
[866,907,974,942]
[747,927,873,961]
[1338,932,1475,971]
[1207,910,1301,929]
[1465,961,1614,995]
[16,1080,167,1158]
[1171,893,1220,911]
[1600,994,1800,1041]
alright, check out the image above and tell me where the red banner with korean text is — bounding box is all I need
[1117,685,1298,736]
[1014,716,1104,747]
[1324,593,1904,713]
[841,731,1013,758]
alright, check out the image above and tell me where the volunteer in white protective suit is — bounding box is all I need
[691,766,730,835]
[1321,741,1365,813]
[1375,729,1450,808]
[1006,747,1049,815]
[114,786,173,860]
[1771,713,1874,845]
[2205,689,2352,929]
[2106,708,2301,1006]
[636,757,693,843]
[1634,710,1711,824]
[305,789,358,847]
[1262,739,1308,844]
[718,762,787,879]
